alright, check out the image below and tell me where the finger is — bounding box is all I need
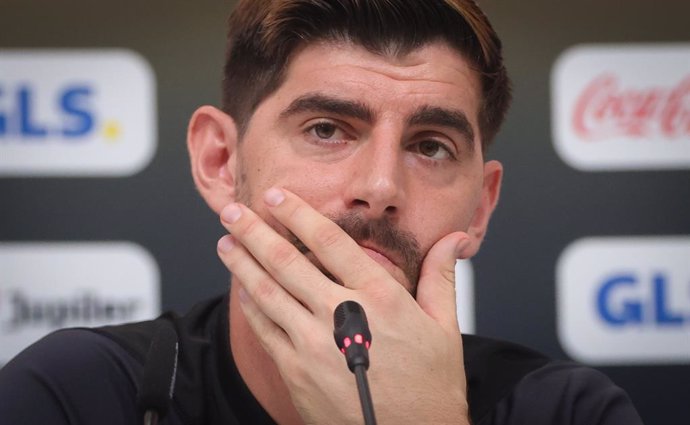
[415,232,471,332]
[262,187,391,291]
[234,281,295,362]
[219,203,344,316]
[217,234,311,339]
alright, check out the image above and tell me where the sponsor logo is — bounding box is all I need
[0,242,160,366]
[552,44,690,170]
[0,50,156,176]
[3,291,140,331]
[557,236,690,365]
[573,75,690,141]
[455,260,474,334]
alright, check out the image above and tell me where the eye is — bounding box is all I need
[414,140,455,160]
[312,122,337,139]
[304,120,352,144]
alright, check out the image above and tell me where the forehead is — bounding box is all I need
[265,40,482,128]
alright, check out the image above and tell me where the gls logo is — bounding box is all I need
[597,272,686,327]
[557,237,690,365]
[0,50,156,176]
[1,85,97,139]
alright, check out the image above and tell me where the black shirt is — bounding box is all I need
[0,293,643,424]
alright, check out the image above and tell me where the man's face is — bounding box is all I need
[230,40,497,294]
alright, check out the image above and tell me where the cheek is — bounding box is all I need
[405,187,480,246]
[276,162,349,207]
[240,165,348,230]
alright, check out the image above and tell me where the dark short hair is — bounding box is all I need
[222,0,511,150]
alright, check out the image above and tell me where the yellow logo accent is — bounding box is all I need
[102,120,122,142]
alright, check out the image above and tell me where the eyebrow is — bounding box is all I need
[408,106,475,152]
[279,93,373,122]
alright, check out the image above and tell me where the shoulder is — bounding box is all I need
[489,361,643,425]
[462,334,550,422]
[0,328,143,424]
[0,295,228,425]
[463,335,643,425]
[1,327,143,382]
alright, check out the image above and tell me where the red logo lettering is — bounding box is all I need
[572,74,690,140]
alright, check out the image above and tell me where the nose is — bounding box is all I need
[344,133,405,219]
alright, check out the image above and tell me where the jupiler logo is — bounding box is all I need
[1,290,140,331]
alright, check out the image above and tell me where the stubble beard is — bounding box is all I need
[233,168,423,296]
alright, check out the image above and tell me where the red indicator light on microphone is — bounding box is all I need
[333,300,372,368]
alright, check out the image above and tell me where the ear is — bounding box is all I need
[465,160,503,256]
[187,105,239,214]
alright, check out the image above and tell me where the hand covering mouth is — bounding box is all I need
[285,212,423,295]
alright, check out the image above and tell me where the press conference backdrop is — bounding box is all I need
[1,1,688,423]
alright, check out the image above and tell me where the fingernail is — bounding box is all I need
[455,238,471,258]
[264,187,285,207]
[221,203,242,223]
[217,235,235,253]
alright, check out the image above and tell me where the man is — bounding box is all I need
[0,1,643,424]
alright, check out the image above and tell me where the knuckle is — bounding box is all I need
[285,361,310,392]
[311,338,333,360]
[318,295,340,318]
[313,275,337,295]
[277,348,313,390]
[368,286,396,311]
[268,241,300,269]
[286,202,306,222]
[420,266,455,286]
[440,266,456,285]
[359,278,395,306]
[254,276,279,300]
[239,215,262,238]
[313,225,343,250]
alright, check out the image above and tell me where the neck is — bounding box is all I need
[229,281,304,425]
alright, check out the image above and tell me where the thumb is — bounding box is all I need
[416,232,472,332]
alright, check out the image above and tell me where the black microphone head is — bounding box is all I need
[334,300,367,329]
[137,321,178,418]
[333,301,372,372]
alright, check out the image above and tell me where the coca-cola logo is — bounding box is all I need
[573,74,690,140]
[552,44,690,170]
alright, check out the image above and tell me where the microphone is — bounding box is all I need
[333,301,377,425]
[137,322,179,425]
